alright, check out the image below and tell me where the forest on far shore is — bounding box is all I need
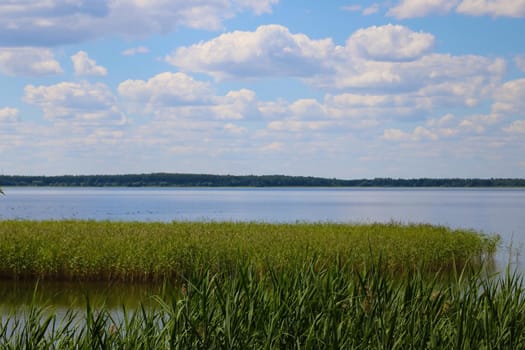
[1,174,524,187]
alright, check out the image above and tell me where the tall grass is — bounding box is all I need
[0,220,498,281]
[0,260,524,349]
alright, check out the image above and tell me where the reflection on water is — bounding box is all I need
[0,279,165,310]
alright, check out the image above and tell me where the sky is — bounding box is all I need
[1,0,524,179]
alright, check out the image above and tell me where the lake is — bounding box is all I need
[1,187,524,307]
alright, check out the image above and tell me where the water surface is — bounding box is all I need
[1,187,523,237]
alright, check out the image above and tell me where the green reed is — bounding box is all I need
[0,260,524,349]
[0,220,498,281]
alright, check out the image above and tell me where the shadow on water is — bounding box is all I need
[0,256,510,313]
[0,279,166,311]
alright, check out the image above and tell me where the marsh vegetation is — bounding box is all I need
[1,260,524,349]
[0,220,498,281]
[0,220,513,348]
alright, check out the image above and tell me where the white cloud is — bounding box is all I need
[119,72,259,121]
[459,114,501,133]
[224,123,247,134]
[166,24,335,79]
[0,0,279,46]
[119,72,213,107]
[387,0,459,19]
[341,5,362,12]
[492,79,525,116]
[426,113,455,127]
[261,94,383,123]
[0,99,131,173]
[24,81,125,126]
[387,0,525,18]
[503,120,525,133]
[381,77,525,146]
[261,142,284,152]
[456,0,525,17]
[0,107,19,122]
[414,126,439,140]
[323,93,417,118]
[166,24,503,102]
[383,111,501,144]
[345,24,434,61]
[267,120,334,132]
[363,4,380,15]
[341,3,380,15]
[258,74,511,138]
[383,125,440,141]
[71,51,107,76]
[121,46,150,56]
[515,55,525,72]
[382,128,410,141]
[213,89,259,120]
[0,47,62,76]
[260,91,423,135]
[323,53,505,93]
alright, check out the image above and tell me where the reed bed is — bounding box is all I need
[1,261,524,349]
[0,220,498,281]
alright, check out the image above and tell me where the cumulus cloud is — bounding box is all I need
[260,92,419,134]
[456,0,525,17]
[503,120,525,133]
[383,126,439,141]
[492,79,525,116]
[119,72,259,121]
[166,24,503,101]
[257,74,509,138]
[382,118,466,142]
[0,107,19,122]
[387,0,525,18]
[166,24,335,79]
[224,123,247,134]
[0,47,62,76]
[323,53,505,93]
[121,46,150,56]
[341,3,380,15]
[515,55,525,72]
[0,0,279,46]
[261,142,284,152]
[341,5,362,12]
[381,77,525,147]
[109,72,358,160]
[267,120,334,132]
[459,114,501,133]
[24,81,125,125]
[213,89,259,120]
[71,51,107,76]
[119,72,213,107]
[345,24,434,61]
[426,113,455,127]
[387,0,460,19]
[363,4,381,15]
[323,93,416,118]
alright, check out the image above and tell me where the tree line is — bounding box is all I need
[0,174,524,187]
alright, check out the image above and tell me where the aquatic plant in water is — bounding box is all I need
[0,220,499,281]
[0,260,523,349]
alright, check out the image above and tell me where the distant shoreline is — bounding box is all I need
[1,173,524,187]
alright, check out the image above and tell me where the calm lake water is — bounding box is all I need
[1,187,524,307]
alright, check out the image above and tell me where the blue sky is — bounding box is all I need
[1,0,524,178]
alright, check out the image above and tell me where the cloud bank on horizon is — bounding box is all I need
[0,0,524,178]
